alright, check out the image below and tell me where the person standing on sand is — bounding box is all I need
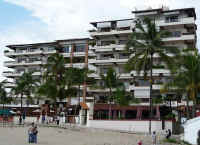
[152,131,157,145]
[32,126,38,143]
[28,122,34,143]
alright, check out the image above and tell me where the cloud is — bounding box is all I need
[4,0,199,39]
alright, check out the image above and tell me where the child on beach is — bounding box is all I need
[152,131,157,145]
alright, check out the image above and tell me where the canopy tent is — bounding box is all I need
[0,109,13,116]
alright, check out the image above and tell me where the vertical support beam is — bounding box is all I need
[83,42,89,103]
[70,44,74,67]
[136,107,142,120]
[113,110,117,119]
[122,109,126,119]
[68,44,75,106]
[156,105,160,120]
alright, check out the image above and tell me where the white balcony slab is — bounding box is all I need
[162,34,195,42]
[65,63,86,68]
[3,71,42,77]
[5,50,43,57]
[157,17,195,27]
[94,44,125,52]
[89,58,128,64]
[4,61,42,67]
[90,29,132,36]
[130,69,170,76]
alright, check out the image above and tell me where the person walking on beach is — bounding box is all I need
[32,126,38,143]
[28,122,34,143]
[152,131,157,145]
[166,129,171,139]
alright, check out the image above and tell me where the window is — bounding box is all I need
[165,15,179,23]
[47,47,55,51]
[100,68,109,74]
[29,57,40,63]
[118,40,127,45]
[74,44,85,52]
[62,45,70,53]
[100,54,114,60]
[18,57,26,63]
[101,40,115,46]
[171,31,181,37]
[119,53,129,59]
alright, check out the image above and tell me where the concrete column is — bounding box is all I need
[113,110,117,119]
[122,110,126,119]
[136,108,142,120]
[156,105,160,120]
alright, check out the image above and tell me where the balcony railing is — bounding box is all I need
[4,60,42,67]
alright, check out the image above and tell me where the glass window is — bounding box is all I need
[165,15,179,23]
[74,44,85,52]
[63,45,70,53]
[171,31,181,37]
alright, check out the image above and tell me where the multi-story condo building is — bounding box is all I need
[3,38,95,106]
[88,7,196,120]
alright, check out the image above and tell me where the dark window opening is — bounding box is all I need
[165,15,179,23]
[125,110,137,119]
[141,110,150,119]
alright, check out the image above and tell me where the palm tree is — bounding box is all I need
[125,17,180,133]
[11,72,38,124]
[163,52,200,119]
[39,53,81,115]
[113,86,130,106]
[0,82,12,118]
[100,67,123,120]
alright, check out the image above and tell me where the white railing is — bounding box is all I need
[157,17,195,26]
[4,61,42,67]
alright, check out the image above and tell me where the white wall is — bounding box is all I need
[13,116,37,124]
[183,116,200,145]
[87,120,172,133]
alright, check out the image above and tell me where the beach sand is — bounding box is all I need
[0,126,179,145]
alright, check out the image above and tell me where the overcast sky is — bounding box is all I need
[0,0,199,81]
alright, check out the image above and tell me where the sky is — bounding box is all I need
[0,0,199,81]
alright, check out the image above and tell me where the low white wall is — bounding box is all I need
[87,120,172,133]
[183,116,200,145]
[13,116,37,124]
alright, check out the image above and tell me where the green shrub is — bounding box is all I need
[181,141,192,145]
[163,138,179,144]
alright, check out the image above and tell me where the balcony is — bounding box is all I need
[89,58,128,65]
[43,50,57,54]
[3,82,16,88]
[94,44,125,52]
[3,71,41,77]
[162,33,195,42]
[4,61,42,67]
[129,84,162,98]
[3,71,23,77]
[4,50,43,57]
[90,29,132,36]
[131,69,170,76]
[158,17,195,27]
[65,63,86,68]
[4,50,57,57]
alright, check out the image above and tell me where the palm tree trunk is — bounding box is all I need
[3,102,5,126]
[149,53,153,134]
[186,94,190,120]
[109,88,112,120]
[192,99,197,118]
[20,93,23,124]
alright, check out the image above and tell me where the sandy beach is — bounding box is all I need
[0,126,178,145]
